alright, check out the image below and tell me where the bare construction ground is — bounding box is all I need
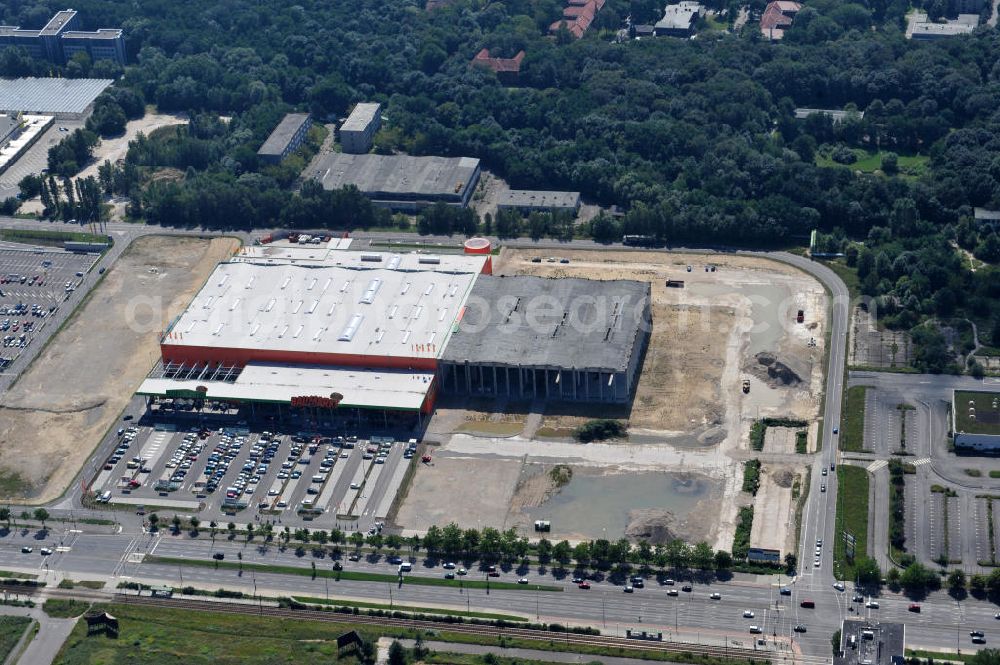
[407,248,827,552]
[750,465,801,556]
[0,235,238,502]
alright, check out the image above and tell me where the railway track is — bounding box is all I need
[107,592,772,663]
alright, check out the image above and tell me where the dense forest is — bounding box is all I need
[1,0,999,367]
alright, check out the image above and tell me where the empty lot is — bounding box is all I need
[0,235,237,502]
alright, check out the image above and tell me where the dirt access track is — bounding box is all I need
[0,235,238,503]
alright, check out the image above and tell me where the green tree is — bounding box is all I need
[536,538,552,563]
[691,542,715,570]
[854,556,882,586]
[552,540,572,567]
[147,513,159,531]
[714,550,733,570]
[388,641,407,665]
[189,516,200,535]
[948,569,967,592]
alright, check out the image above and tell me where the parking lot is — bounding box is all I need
[0,246,98,368]
[0,120,85,201]
[91,417,416,531]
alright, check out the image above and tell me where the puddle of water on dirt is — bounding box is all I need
[527,470,717,540]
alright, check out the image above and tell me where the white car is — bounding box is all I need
[743,610,755,618]
[866,600,879,609]
[710,592,721,600]
[833,582,845,591]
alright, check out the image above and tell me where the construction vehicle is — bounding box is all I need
[742,379,751,394]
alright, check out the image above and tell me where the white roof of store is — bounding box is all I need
[138,362,435,410]
[162,257,481,360]
[237,244,486,273]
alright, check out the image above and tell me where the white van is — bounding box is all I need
[98,490,112,503]
[398,562,412,573]
[311,474,324,483]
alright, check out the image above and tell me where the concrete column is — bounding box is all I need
[573,370,578,400]
[545,369,550,398]
[452,364,458,393]
[599,372,604,401]
[465,364,472,393]
[492,365,498,395]
[506,367,511,397]
[585,372,590,400]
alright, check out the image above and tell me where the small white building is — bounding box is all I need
[340,102,382,154]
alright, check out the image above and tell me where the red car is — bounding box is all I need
[578,581,591,589]
[908,604,921,613]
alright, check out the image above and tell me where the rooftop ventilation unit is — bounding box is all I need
[293,325,304,338]
[412,305,423,319]
[265,298,276,312]
[218,274,230,286]
[278,325,289,338]
[387,255,401,270]
[418,256,441,264]
[359,278,382,304]
[340,280,350,292]
[322,278,332,293]
[388,305,398,319]
[247,276,256,289]
[401,282,411,295]
[212,323,224,336]
[312,327,325,341]
[281,277,291,289]
[308,300,319,314]
[229,298,241,311]
[438,308,448,321]
[424,284,435,296]
[307,278,317,291]
[375,329,386,343]
[360,253,382,262]
[338,313,364,341]
[327,303,337,316]
[292,300,303,314]
[401,330,411,344]
[250,322,260,336]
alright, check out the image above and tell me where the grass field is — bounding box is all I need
[954,391,1000,435]
[0,616,30,663]
[816,149,929,177]
[0,228,109,246]
[145,556,562,592]
[834,466,870,578]
[43,599,91,618]
[52,603,746,665]
[841,386,868,452]
[291,596,527,621]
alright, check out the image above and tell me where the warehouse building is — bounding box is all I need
[257,113,312,164]
[313,153,481,211]
[340,103,381,154]
[953,389,1000,453]
[439,275,651,403]
[0,9,125,65]
[497,190,581,215]
[0,77,112,119]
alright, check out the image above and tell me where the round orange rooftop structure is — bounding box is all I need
[464,237,492,255]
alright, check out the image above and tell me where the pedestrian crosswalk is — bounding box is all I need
[866,460,888,472]
[911,457,932,466]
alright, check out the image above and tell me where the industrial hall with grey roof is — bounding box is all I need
[439,275,651,403]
